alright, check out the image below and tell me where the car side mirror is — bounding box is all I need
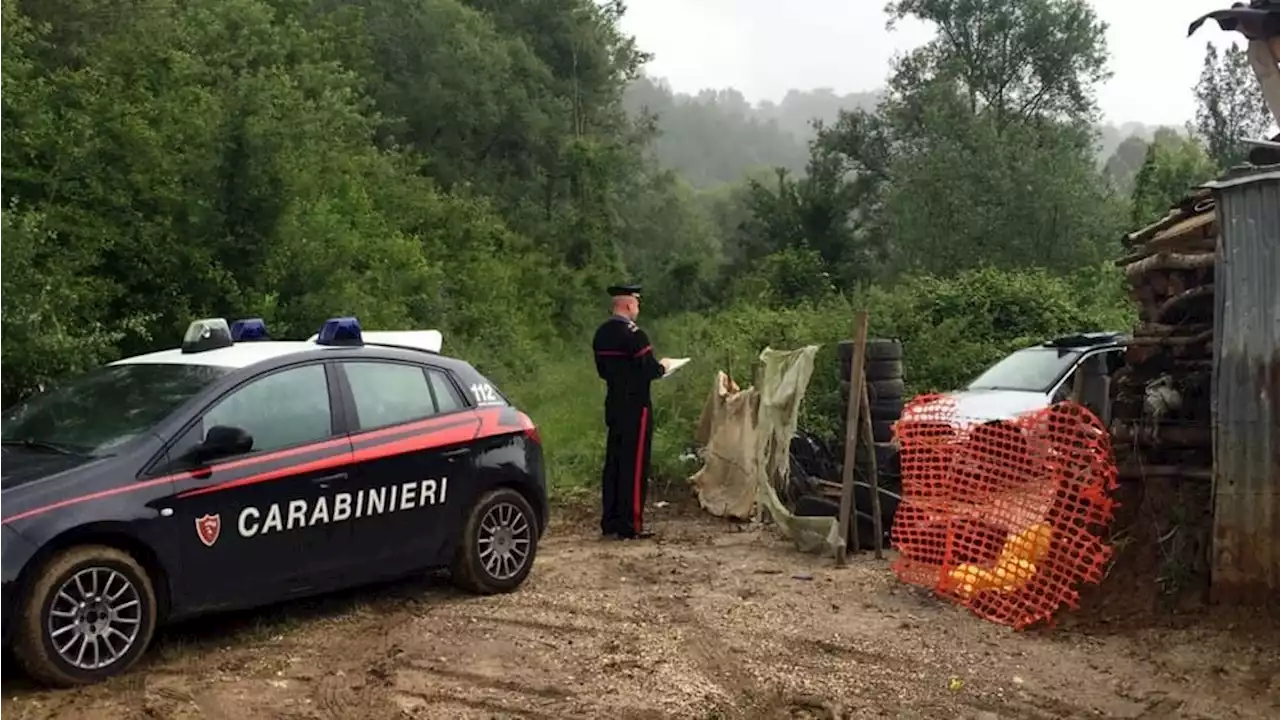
[192,425,253,462]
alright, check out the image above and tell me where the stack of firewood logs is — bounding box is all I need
[1110,190,1217,483]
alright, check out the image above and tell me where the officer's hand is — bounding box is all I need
[658,358,673,373]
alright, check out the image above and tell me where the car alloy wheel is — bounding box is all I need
[452,487,540,595]
[47,566,144,671]
[477,501,533,581]
[15,545,158,687]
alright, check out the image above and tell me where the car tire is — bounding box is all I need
[872,420,896,443]
[837,338,903,364]
[789,487,900,551]
[869,378,905,400]
[869,398,905,422]
[838,378,905,403]
[14,545,158,687]
[863,359,904,382]
[451,487,540,595]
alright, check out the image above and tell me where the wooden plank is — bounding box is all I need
[1123,209,1183,248]
[835,310,870,565]
[858,383,884,559]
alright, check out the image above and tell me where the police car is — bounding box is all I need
[1,317,548,687]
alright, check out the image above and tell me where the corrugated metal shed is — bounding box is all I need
[1203,165,1280,605]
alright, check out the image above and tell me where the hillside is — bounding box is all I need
[622,77,880,187]
[626,75,1167,188]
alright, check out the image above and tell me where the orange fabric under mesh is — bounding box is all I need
[889,396,1118,629]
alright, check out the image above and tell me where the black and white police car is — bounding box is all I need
[1,317,548,687]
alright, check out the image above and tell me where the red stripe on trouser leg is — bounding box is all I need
[633,407,649,533]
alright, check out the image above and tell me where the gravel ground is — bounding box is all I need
[3,500,1278,720]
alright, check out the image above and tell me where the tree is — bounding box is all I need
[1130,129,1217,226]
[0,0,657,402]
[725,116,889,299]
[714,0,1126,293]
[622,77,810,188]
[836,0,1121,277]
[1103,135,1151,195]
[1194,42,1274,170]
[613,169,723,315]
[885,0,1111,130]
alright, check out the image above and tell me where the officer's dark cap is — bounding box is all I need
[607,284,642,298]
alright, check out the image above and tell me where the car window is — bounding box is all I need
[202,364,332,455]
[427,369,465,413]
[345,362,437,430]
[1103,348,1125,374]
[1053,351,1114,403]
[967,347,1082,393]
[1,363,232,457]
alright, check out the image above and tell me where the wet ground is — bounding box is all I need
[3,500,1278,719]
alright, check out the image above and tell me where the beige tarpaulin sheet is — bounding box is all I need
[689,346,843,556]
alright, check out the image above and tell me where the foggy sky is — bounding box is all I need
[620,0,1240,127]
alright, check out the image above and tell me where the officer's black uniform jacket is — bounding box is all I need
[592,315,665,420]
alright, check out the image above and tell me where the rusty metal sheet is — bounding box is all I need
[1204,166,1280,605]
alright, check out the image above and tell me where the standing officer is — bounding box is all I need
[592,284,671,540]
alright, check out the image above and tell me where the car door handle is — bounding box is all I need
[313,472,348,488]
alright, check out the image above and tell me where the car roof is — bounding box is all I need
[111,341,323,369]
[1038,331,1130,350]
[110,330,450,370]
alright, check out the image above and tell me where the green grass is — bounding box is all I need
[496,346,712,501]
[497,307,851,501]
[496,265,1137,503]
[497,353,609,501]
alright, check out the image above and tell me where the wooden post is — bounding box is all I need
[859,385,884,559]
[836,310,870,565]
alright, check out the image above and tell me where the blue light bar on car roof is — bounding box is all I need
[316,316,363,347]
[230,318,269,342]
[181,318,234,354]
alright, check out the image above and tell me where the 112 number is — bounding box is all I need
[469,383,499,404]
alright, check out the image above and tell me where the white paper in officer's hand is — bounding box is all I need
[660,357,691,378]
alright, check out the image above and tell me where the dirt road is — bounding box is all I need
[4,501,1278,720]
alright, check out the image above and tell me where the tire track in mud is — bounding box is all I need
[384,584,619,717]
[387,539,743,718]
[662,593,752,702]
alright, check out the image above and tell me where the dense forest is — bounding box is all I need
[2,0,1272,492]
[624,78,1171,191]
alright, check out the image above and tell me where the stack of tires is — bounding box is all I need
[835,338,905,550]
[837,337,906,482]
[787,339,907,553]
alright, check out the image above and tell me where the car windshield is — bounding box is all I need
[1,363,231,456]
[965,347,1081,393]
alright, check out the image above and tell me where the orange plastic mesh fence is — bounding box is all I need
[889,395,1118,629]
